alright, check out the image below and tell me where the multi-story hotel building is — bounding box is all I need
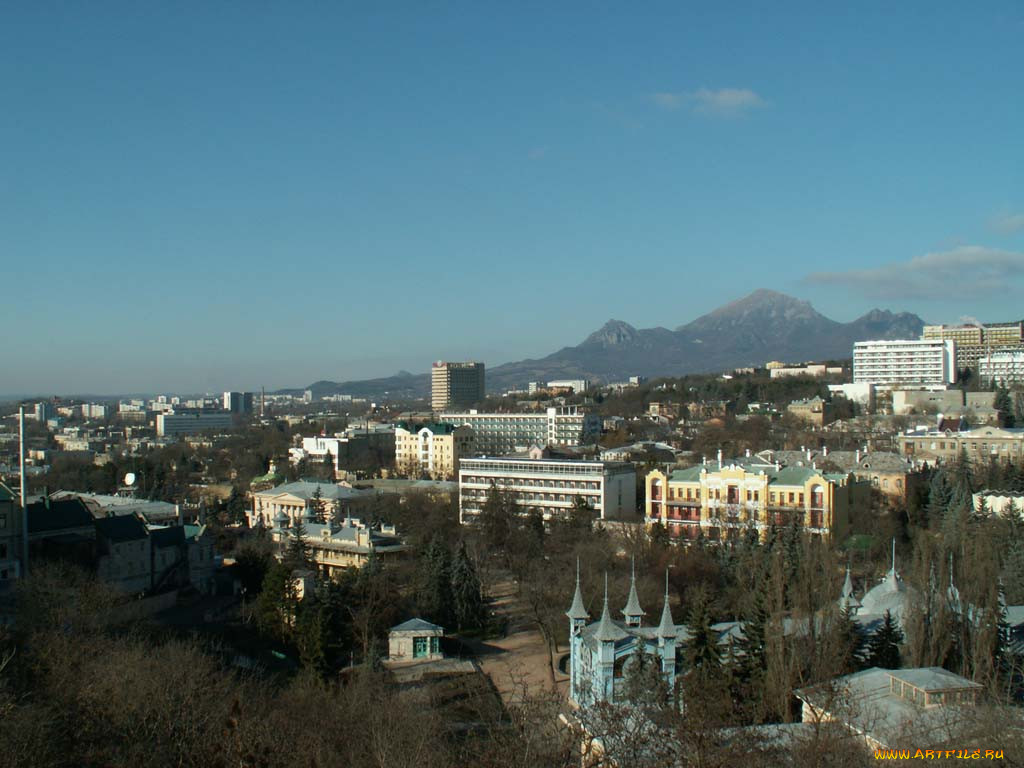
[394,422,475,480]
[458,452,636,523]
[644,459,868,542]
[979,350,1024,386]
[441,406,601,455]
[897,425,1024,465]
[852,339,956,386]
[431,361,485,411]
[923,321,1024,371]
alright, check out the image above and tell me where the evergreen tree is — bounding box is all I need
[835,606,866,674]
[995,386,1014,428]
[734,579,769,683]
[866,610,903,669]
[295,600,330,677]
[926,470,953,527]
[480,485,515,550]
[417,535,453,627]
[310,485,327,524]
[1002,517,1024,604]
[283,515,313,572]
[450,542,485,631]
[254,560,293,641]
[686,588,720,673]
[623,642,669,709]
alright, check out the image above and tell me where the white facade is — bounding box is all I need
[441,406,601,455]
[853,339,956,386]
[980,351,1024,386]
[458,456,635,523]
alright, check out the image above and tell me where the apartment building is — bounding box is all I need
[645,459,868,543]
[923,321,1024,371]
[431,361,485,411]
[441,406,601,455]
[852,340,956,386]
[897,425,1024,464]
[979,350,1024,386]
[394,422,475,480]
[458,452,636,523]
[156,411,234,437]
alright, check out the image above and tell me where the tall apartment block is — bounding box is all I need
[923,321,1024,371]
[431,361,485,411]
[852,339,956,386]
[441,406,601,454]
[223,391,254,414]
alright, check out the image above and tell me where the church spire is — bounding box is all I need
[566,558,589,622]
[595,573,627,642]
[838,563,861,613]
[656,569,676,639]
[622,557,646,626]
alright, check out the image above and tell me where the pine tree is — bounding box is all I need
[686,588,721,673]
[623,642,669,709]
[450,542,484,631]
[835,606,866,674]
[995,386,1014,428]
[417,535,453,627]
[927,470,953,527]
[283,515,313,572]
[867,610,903,669]
[295,600,330,677]
[734,580,769,684]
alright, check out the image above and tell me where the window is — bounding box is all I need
[0,513,6,529]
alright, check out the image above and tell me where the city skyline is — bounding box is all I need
[3,3,1023,393]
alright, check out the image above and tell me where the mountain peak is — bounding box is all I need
[678,290,823,332]
[584,319,639,347]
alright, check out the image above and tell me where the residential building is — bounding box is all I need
[441,406,601,454]
[897,425,1024,464]
[248,480,373,529]
[755,448,918,500]
[34,401,56,423]
[546,379,588,393]
[458,450,636,523]
[290,431,396,477]
[979,350,1024,385]
[223,391,254,414]
[645,458,868,542]
[95,514,152,593]
[431,361,485,411]
[156,411,234,437]
[394,422,475,480]
[269,513,407,577]
[786,396,835,427]
[80,403,109,419]
[853,339,956,386]
[923,320,1024,371]
[769,364,844,379]
[891,388,964,415]
[827,382,875,409]
[388,618,444,662]
[795,667,982,752]
[26,497,96,568]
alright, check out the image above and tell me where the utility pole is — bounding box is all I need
[19,406,28,577]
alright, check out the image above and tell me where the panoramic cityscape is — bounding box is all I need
[3,3,1024,767]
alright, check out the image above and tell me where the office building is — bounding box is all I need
[394,422,475,480]
[458,451,636,523]
[34,401,55,423]
[431,361,485,411]
[223,391,254,414]
[923,321,1024,371]
[441,406,601,455]
[156,411,234,437]
[852,339,956,386]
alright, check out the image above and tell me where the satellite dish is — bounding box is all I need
[124,472,136,487]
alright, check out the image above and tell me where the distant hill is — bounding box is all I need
[292,290,925,399]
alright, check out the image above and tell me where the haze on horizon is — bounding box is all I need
[3,3,1022,395]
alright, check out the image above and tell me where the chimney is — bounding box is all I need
[717,449,723,469]
[855,449,861,463]
[745,448,751,458]
[806,448,812,461]
[822,445,828,457]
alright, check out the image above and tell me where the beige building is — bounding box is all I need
[388,618,444,662]
[395,422,475,480]
[248,480,372,529]
[269,514,407,578]
[923,321,1024,371]
[786,396,835,427]
[645,459,868,543]
[898,425,1024,465]
[431,361,485,411]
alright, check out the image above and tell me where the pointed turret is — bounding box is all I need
[622,557,646,627]
[595,574,628,643]
[656,570,676,639]
[838,564,861,614]
[566,559,589,623]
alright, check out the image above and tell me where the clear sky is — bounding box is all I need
[3,3,1023,395]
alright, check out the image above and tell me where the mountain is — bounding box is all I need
[291,291,925,399]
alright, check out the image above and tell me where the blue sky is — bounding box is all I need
[3,3,1023,394]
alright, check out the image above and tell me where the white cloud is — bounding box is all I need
[650,87,766,116]
[805,245,1024,299]
[990,211,1024,235]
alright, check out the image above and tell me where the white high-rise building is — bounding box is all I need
[441,406,601,455]
[852,340,956,386]
[979,351,1024,386]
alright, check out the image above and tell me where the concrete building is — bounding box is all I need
[441,406,601,455]
[289,431,396,477]
[156,411,234,437]
[431,361,485,411]
[645,457,868,543]
[827,382,875,409]
[0,482,21,581]
[248,480,372,529]
[458,450,636,523]
[270,514,407,577]
[923,320,1024,372]
[388,618,444,662]
[394,422,475,480]
[545,379,588,393]
[898,425,1024,464]
[853,339,956,386]
[34,401,56,423]
[979,350,1024,386]
[223,391,254,415]
[786,396,835,427]
[769,364,844,379]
